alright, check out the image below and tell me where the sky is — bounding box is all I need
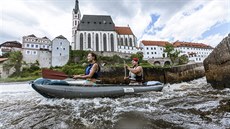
[0,0,229,47]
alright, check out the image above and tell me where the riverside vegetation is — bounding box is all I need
[0,44,188,82]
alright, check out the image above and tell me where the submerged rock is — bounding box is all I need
[203,34,230,89]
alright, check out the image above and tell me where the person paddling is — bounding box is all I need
[124,58,143,85]
[73,52,100,85]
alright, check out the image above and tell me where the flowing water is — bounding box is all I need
[0,77,229,129]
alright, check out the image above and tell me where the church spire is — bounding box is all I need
[73,0,79,13]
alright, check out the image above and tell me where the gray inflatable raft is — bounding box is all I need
[31,78,164,98]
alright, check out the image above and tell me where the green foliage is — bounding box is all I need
[178,54,189,65]
[3,51,23,77]
[130,52,143,62]
[164,44,181,64]
[62,64,85,75]
[69,50,89,64]
[1,52,10,58]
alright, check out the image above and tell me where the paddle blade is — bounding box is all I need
[42,69,71,80]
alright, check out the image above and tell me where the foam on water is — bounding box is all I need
[0,77,229,129]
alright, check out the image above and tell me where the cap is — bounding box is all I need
[132,58,139,62]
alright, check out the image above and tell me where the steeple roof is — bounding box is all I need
[73,0,79,14]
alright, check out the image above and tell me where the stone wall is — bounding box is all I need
[99,63,205,84]
[203,34,230,89]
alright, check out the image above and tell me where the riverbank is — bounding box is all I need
[0,76,39,83]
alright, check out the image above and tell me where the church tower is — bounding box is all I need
[72,0,81,50]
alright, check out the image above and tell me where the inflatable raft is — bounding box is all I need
[31,78,164,98]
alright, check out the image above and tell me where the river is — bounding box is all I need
[0,77,229,129]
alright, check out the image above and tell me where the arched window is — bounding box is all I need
[88,33,91,48]
[125,38,128,46]
[129,38,132,46]
[117,38,120,45]
[96,34,99,51]
[121,38,123,46]
[110,34,114,52]
[103,34,107,51]
[80,33,83,50]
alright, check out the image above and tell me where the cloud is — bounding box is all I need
[140,0,230,47]
[1,0,72,42]
[0,0,229,48]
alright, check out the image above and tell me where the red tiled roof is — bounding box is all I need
[173,41,213,49]
[141,40,170,47]
[115,26,134,35]
[0,41,22,48]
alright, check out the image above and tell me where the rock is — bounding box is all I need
[99,63,205,84]
[203,34,230,89]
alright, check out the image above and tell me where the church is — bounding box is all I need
[71,0,140,54]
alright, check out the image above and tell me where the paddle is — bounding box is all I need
[123,60,127,77]
[42,68,73,80]
[42,69,101,84]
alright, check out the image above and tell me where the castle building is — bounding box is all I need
[140,40,170,60]
[22,34,52,68]
[71,0,139,53]
[22,34,70,68]
[173,41,213,62]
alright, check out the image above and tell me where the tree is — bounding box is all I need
[3,51,23,77]
[131,52,143,62]
[164,44,180,64]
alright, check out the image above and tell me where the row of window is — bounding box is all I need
[26,50,37,55]
[179,47,212,51]
[118,37,134,46]
[56,47,66,50]
[79,33,115,51]
[180,51,210,55]
[146,52,162,55]
[81,21,112,25]
[25,38,50,43]
[25,44,50,49]
[146,47,164,50]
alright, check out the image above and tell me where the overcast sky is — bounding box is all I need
[1,0,229,47]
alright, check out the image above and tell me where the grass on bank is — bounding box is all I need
[0,76,40,83]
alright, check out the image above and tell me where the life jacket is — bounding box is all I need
[85,63,100,79]
[129,66,143,82]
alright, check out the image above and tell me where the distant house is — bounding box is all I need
[0,41,22,56]
[21,34,70,68]
[22,34,52,68]
[173,41,213,62]
[139,40,170,60]
[52,35,70,67]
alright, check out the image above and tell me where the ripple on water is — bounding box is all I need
[0,78,229,129]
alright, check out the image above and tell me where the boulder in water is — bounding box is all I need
[203,34,230,89]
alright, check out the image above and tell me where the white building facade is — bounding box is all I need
[140,40,170,60]
[22,34,70,68]
[22,34,52,68]
[173,41,213,63]
[52,35,70,67]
